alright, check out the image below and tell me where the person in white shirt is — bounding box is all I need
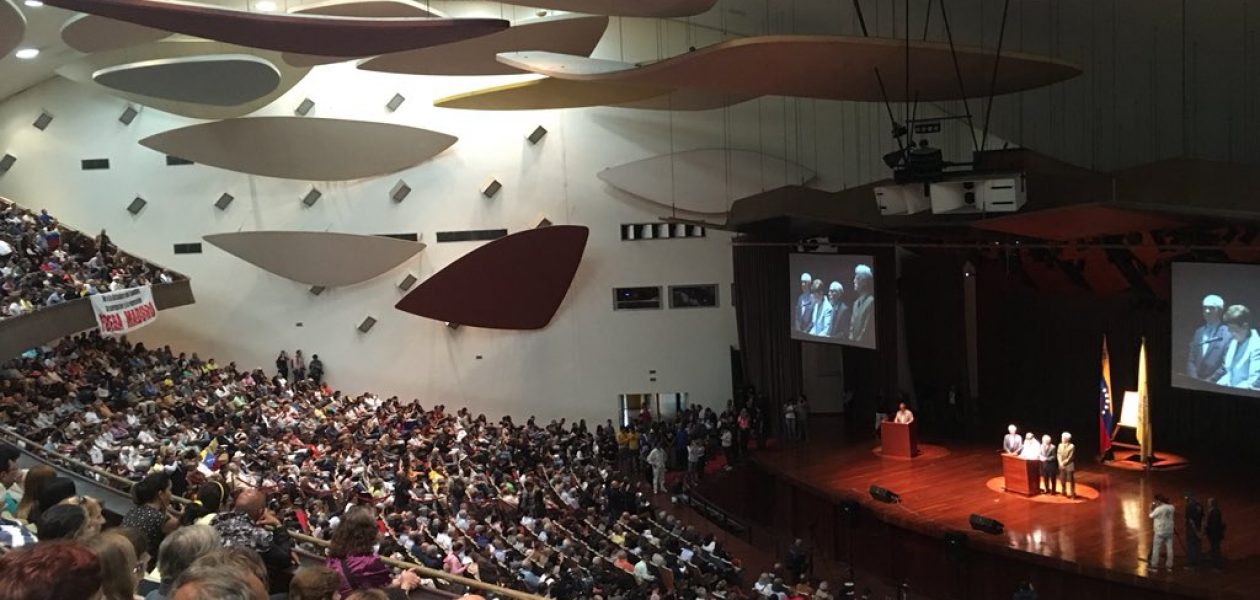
[893,402,914,424]
[646,445,667,494]
[1018,433,1041,460]
[1149,494,1176,570]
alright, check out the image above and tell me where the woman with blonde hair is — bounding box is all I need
[13,464,54,521]
[86,531,141,600]
[65,495,105,538]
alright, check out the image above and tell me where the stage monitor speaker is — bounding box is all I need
[869,485,900,504]
[390,180,412,203]
[295,98,315,116]
[33,112,53,131]
[214,193,235,211]
[969,514,1004,535]
[119,105,139,125]
[386,93,406,112]
[527,125,548,145]
[358,316,377,333]
[126,196,147,215]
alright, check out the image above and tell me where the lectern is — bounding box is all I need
[1001,453,1041,496]
[880,420,918,458]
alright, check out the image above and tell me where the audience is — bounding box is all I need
[0,540,103,600]
[86,531,142,600]
[148,524,221,600]
[288,566,342,600]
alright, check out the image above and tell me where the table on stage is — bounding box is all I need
[1001,453,1041,495]
[880,420,918,458]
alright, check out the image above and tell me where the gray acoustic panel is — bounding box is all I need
[33,112,53,131]
[119,105,139,125]
[390,180,411,203]
[398,274,418,291]
[205,231,427,287]
[0,153,14,173]
[301,187,322,207]
[358,316,377,332]
[126,196,147,215]
[214,193,234,210]
[527,125,548,144]
[481,178,502,198]
[295,97,315,116]
[386,92,405,111]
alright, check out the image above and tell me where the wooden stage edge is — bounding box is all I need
[700,438,1259,600]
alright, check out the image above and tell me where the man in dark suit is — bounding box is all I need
[795,273,816,333]
[1187,294,1229,381]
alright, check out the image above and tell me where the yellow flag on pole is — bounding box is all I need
[1136,338,1154,463]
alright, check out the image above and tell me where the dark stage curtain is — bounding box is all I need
[733,243,801,429]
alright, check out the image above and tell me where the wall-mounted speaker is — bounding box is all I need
[386,93,406,112]
[527,125,548,144]
[33,112,53,131]
[309,286,326,296]
[0,153,14,174]
[481,178,502,198]
[119,105,139,126]
[968,514,1004,535]
[358,316,377,333]
[294,98,315,116]
[126,196,147,215]
[214,193,234,211]
[869,485,900,504]
[390,180,411,203]
[445,321,460,330]
[398,274,418,291]
[531,214,553,229]
[301,187,322,207]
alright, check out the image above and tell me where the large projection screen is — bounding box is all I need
[789,254,877,349]
[1172,262,1260,397]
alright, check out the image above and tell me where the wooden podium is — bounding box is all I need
[1002,453,1041,495]
[880,420,918,458]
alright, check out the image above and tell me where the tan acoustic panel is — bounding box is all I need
[61,12,170,53]
[139,117,457,181]
[357,15,609,76]
[497,35,1082,102]
[599,149,816,216]
[57,40,309,120]
[0,0,24,60]
[495,0,716,17]
[435,76,668,111]
[93,55,281,107]
[290,0,445,18]
[204,231,425,288]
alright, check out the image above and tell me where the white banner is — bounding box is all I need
[90,285,158,335]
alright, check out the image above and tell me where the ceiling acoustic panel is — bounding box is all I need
[139,117,457,181]
[0,0,24,61]
[290,0,445,18]
[497,35,1082,102]
[599,149,816,216]
[495,0,716,17]
[358,14,609,77]
[433,76,752,111]
[40,0,508,57]
[57,40,309,119]
[93,55,281,107]
[204,231,425,288]
[61,13,170,53]
[395,225,589,330]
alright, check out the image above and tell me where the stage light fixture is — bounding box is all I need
[869,485,900,504]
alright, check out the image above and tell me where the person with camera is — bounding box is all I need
[1149,494,1176,571]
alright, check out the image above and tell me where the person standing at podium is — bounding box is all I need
[893,402,914,424]
[1038,434,1058,495]
[1057,432,1077,499]
[1018,433,1041,460]
[1003,425,1023,455]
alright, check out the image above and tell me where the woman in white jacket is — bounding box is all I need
[1217,304,1260,390]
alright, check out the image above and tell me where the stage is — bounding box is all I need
[698,431,1260,600]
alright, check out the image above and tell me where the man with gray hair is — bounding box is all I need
[809,282,849,338]
[1187,294,1230,381]
[795,273,816,332]
[147,524,221,600]
[849,264,875,345]
[169,564,267,600]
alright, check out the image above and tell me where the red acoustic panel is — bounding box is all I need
[396,225,589,330]
[41,0,507,57]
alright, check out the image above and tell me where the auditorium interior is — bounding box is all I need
[2,1,1260,600]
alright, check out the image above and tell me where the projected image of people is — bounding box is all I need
[1172,263,1260,397]
[1217,305,1260,390]
[789,254,877,349]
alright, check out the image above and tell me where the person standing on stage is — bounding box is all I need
[1038,434,1058,495]
[1184,492,1205,567]
[1149,494,1176,570]
[1057,432,1077,499]
[1003,425,1023,455]
[1018,432,1041,460]
[893,402,914,424]
[1205,498,1226,567]
[646,443,666,494]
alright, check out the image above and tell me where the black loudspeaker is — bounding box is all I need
[119,105,139,125]
[527,125,548,144]
[295,98,315,116]
[869,485,900,504]
[126,196,147,215]
[386,93,406,112]
[390,180,411,203]
[214,193,235,210]
[969,514,1004,535]
[301,187,322,207]
[358,316,377,333]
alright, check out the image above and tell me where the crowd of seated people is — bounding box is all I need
[0,199,179,320]
[0,333,763,600]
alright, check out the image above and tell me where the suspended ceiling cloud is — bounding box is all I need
[497,35,1082,102]
[357,14,609,77]
[40,0,508,56]
[395,225,589,330]
[599,149,816,216]
[282,0,448,66]
[495,0,716,17]
[0,0,24,61]
[57,40,309,119]
[138,117,458,181]
[433,77,752,111]
[204,231,425,288]
[61,12,169,53]
[93,55,281,107]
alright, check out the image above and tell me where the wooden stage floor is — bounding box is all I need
[747,435,1260,599]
